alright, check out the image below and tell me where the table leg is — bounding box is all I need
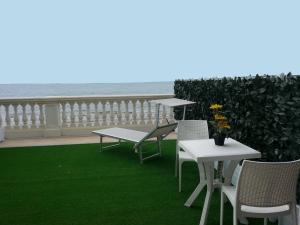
[184,180,206,207]
[184,162,207,207]
[199,162,214,225]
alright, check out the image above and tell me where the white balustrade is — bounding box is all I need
[0,94,174,139]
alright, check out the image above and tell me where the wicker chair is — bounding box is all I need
[220,159,300,225]
[175,120,209,192]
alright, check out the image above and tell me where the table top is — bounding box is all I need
[150,98,195,107]
[178,138,261,162]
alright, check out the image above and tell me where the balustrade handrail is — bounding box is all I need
[0,94,174,104]
[0,94,176,139]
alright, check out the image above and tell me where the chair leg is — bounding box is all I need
[220,191,224,225]
[292,205,298,225]
[175,145,179,177]
[179,160,183,192]
[264,218,267,225]
[233,208,237,225]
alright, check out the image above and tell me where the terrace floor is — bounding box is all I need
[0,132,177,148]
[0,139,276,225]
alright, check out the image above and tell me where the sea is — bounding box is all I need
[0,82,174,98]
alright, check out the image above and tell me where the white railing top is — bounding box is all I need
[0,94,174,104]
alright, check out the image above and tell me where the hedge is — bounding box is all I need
[174,74,300,202]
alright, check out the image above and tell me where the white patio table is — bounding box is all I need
[150,98,195,126]
[178,138,261,225]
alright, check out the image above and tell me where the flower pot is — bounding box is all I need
[214,135,225,146]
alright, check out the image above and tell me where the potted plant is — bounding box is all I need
[209,104,230,146]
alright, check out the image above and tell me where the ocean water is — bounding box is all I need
[0,82,173,98]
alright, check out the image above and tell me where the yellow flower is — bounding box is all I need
[214,114,227,120]
[218,121,231,129]
[209,104,231,132]
[209,104,223,110]
[222,125,231,129]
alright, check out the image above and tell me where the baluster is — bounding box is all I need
[21,104,28,128]
[124,100,130,125]
[34,104,39,128]
[65,102,72,128]
[155,104,160,125]
[162,105,167,123]
[120,101,125,125]
[114,101,118,125]
[68,102,72,127]
[36,103,41,128]
[28,104,32,128]
[132,100,137,124]
[34,103,39,128]
[21,104,27,128]
[135,100,141,125]
[15,104,22,128]
[92,102,97,126]
[90,102,96,127]
[140,100,145,125]
[95,102,100,126]
[77,102,81,127]
[86,102,91,126]
[61,102,67,127]
[58,104,62,126]
[117,101,122,125]
[147,101,152,125]
[5,104,11,128]
[41,104,46,128]
[109,101,114,125]
[102,101,107,126]
[69,102,74,127]
[12,104,18,128]
[30,104,36,128]
[78,102,84,127]
[83,102,88,127]
[71,102,78,127]
[26,104,32,128]
[89,102,95,127]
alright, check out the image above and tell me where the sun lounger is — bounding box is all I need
[92,123,177,164]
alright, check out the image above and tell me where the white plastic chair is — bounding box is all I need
[220,159,300,225]
[175,120,209,192]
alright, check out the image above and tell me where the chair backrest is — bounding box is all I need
[136,123,178,147]
[236,160,300,210]
[177,120,209,141]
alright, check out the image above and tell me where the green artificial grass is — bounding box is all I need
[0,140,276,225]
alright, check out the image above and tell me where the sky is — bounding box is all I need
[0,0,299,84]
